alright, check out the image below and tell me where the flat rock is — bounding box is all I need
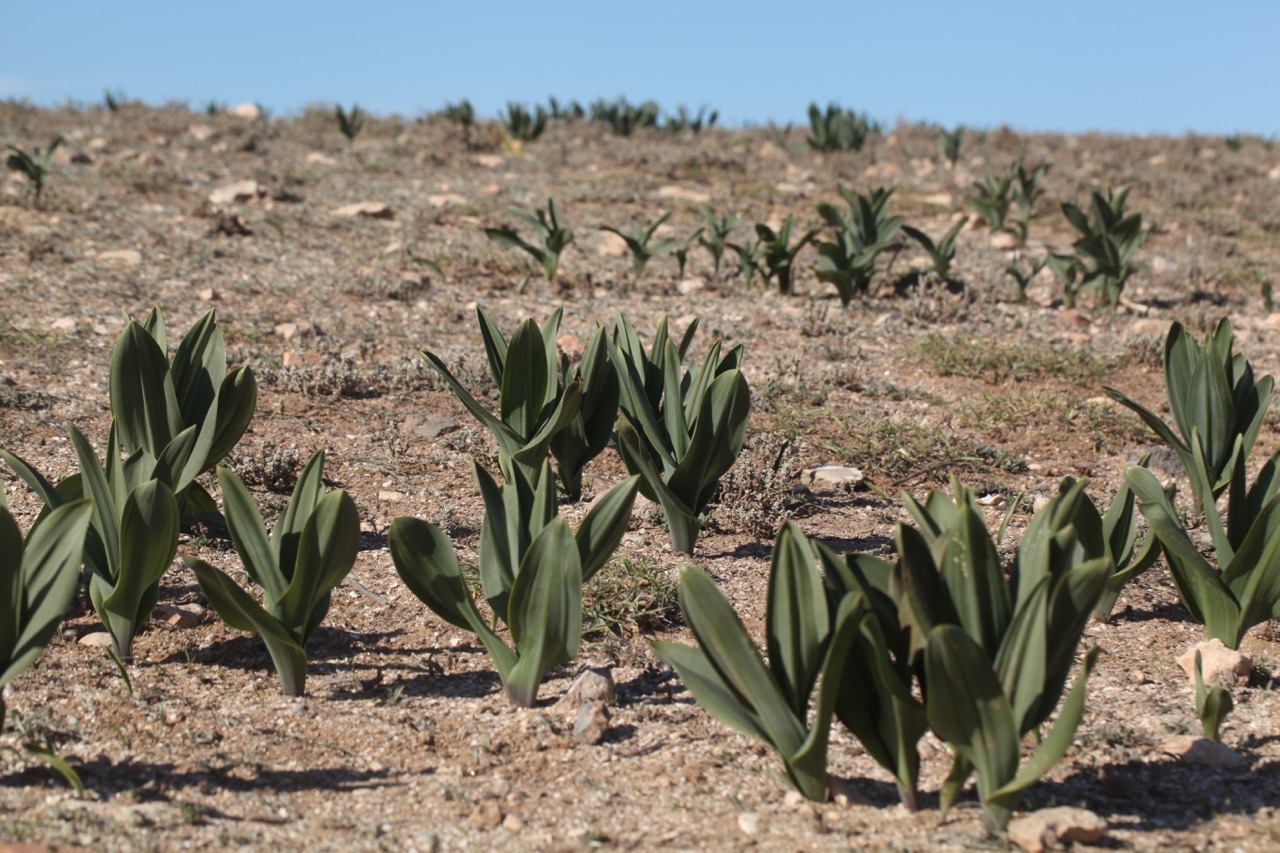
[470,154,506,169]
[922,192,953,207]
[1177,639,1251,688]
[656,185,711,205]
[800,465,864,490]
[990,232,1020,250]
[1007,807,1107,853]
[467,799,503,830]
[1161,735,1249,770]
[95,249,142,267]
[1056,308,1092,329]
[677,277,705,295]
[408,414,460,439]
[51,317,78,333]
[306,151,337,166]
[78,631,114,647]
[426,193,467,207]
[209,179,261,205]
[554,668,615,712]
[736,812,761,836]
[332,202,394,219]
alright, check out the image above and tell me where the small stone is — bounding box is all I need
[783,790,805,808]
[377,490,404,502]
[332,202,394,219]
[554,668,615,712]
[187,124,216,142]
[471,154,506,169]
[800,465,864,491]
[828,777,871,807]
[501,813,524,832]
[923,192,953,207]
[1177,639,1252,688]
[1007,807,1107,853]
[198,288,219,302]
[467,800,503,830]
[1162,735,1249,770]
[306,151,337,166]
[556,334,585,360]
[412,415,460,439]
[1268,164,1280,181]
[426,193,467,207]
[96,249,142,267]
[572,701,610,745]
[275,322,300,341]
[208,180,261,205]
[677,277,705,295]
[152,604,204,629]
[226,102,263,120]
[990,232,1019,250]
[736,812,760,836]
[656,185,712,205]
[79,631,114,647]
[1151,256,1170,274]
[51,317,78,332]
[595,230,629,257]
[1129,318,1169,338]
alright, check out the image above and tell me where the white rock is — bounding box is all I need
[923,192,953,207]
[677,277,705,295]
[426,193,467,207]
[332,202,394,219]
[96,249,142,267]
[736,812,760,836]
[554,668,614,712]
[208,180,261,205]
[1177,639,1251,688]
[1007,807,1107,853]
[990,232,1020,250]
[572,701,610,745]
[51,317,78,332]
[79,632,114,647]
[471,154,506,169]
[801,465,864,490]
[1268,164,1280,181]
[226,102,262,120]
[153,604,204,629]
[187,124,216,142]
[377,490,405,502]
[306,151,337,166]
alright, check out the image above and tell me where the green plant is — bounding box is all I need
[421,307,585,489]
[1005,255,1048,302]
[503,102,548,142]
[441,100,475,127]
[663,105,718,134]
[335,103,365,143]
[1045,252,1087,308]
[1089,455,1164,620]
[652,524,861,801]
[814,185,904,304]
[806,102,879,152]
[755,217,819,294]
[965,173,1014,234]
[697,206,741,278]
[590,97,660,136]
[1011,162,1049,242]
[103,88,126,113]
[673,228,704,279]
[1194,650,1233,741]
[938,126,964,168]
[896,479,1108,831]
[728,237,763,288]
[2,425,181,659]
[0,494,93,732]
[600,212,676,282]
[546,97,584,121]
[485,198,575,281]
[5,137,62,205]
[901,219,965,280]
[390,461,638,707]
[184,452,359,697]
[1060,187,1147,308]
[109,307,257,521]
[610,314,750,554]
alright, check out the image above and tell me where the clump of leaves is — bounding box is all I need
[441,100,475,127]
[663,105,718,134]
[610,314,750,554]
[391,461,638,707]
[1005,254,1048,303]
[965,172,1014,234]
[1060,186,1147,308]
[806,102,879,152]
[335,104,365,143]
[728,236,763,289]
[672,228,704,279]
[546,97,585,121]
[1011,161,1049,242]
[103,88,127,113]
[1045,252,1088,308]
[600,212,676,283]
[485,198,575,282]
[590,97,660,136]
[653,524,861,801]
[938,126,964,168]
[814,185,904,304]
[5,137,63,206]
[1110,319,1280,649]
[755,217,819,294]
[503,102,548,143]
[901,219,965,281]
[697,206,741,279]
[185,452,359,696]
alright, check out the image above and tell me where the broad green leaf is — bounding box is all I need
[766,522,829,718]
[68,425,120,580]
[504,519,582,706]
[215,466,280,599]
[103,480,178,656]
[574,475,639,581]
[272,450,328,580]
[278,490,359,640]
[500,319,552,438]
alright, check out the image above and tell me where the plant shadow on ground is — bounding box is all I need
[1101,600,1199,625]
[2,757,398,798]
[1025,757,1280,833]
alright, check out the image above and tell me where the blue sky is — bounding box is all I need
[3,1,1277,136]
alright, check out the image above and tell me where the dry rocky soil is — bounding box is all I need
[2,102,1280,851]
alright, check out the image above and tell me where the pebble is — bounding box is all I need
[554,668,615,712]
[572,701,610,746]
[736,812,760,836]
[78,632,114,647]
[800,465,864,491]
[152,604,204,629]
[990,232,1019,250]
[208,180,261,205]
[467,799,503,830]
[96,249,142,267]
[331,202,394,219]
[1162,735,1249,770]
